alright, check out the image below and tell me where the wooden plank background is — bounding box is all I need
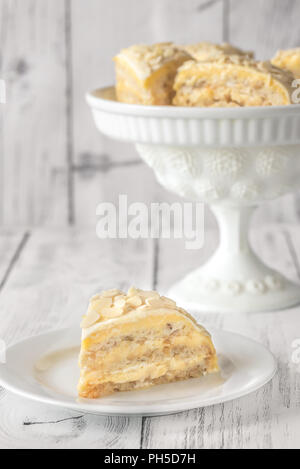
[0,0,300,227]
[1,1,300,448]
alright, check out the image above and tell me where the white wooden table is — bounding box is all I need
[0,225,300,449]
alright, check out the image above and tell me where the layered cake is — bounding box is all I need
[183,41,253,62]
[173,55,294,107]
[78,287,218,398]
[272,48,300,78]
[114,42,191,105]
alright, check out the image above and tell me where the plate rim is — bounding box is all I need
[0,327,277,416]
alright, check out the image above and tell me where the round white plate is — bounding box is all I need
[0,327,276,416]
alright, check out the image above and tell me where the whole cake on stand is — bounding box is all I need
[86,43,300,313]
[87,88,300,313]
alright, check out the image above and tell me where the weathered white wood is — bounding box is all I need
[0,392,142,449]
[0,229,157,448]
[229,0,300,60]
[0,0,68,225]
[74,162,155,227]
[0,229,27,286]
[142,225,300,449]
[1,0,300,448]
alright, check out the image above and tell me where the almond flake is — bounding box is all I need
[136,304,150,311]
[139,290,160,300]
[114,294,126,301]
[145,297,163,307]
[88,297,112,314]
[90,294,101,302]
[161,296,177,307]
[101,307,124,318]
[126,295,142,307]
[101,289,122,298]
[114,298,126,308]
[80,310,100,328]
[128,286,139,297]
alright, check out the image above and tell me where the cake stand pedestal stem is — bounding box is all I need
[212,204,254,255]
[168,204,300,313]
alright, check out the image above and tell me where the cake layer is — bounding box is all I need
[173,56,294,107]
[79,359,214,399]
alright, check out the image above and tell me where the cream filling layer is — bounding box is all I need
[82,354,213,385]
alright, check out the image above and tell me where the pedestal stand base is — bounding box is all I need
[168,250,300,313]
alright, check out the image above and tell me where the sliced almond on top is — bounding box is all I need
[101,306,124,318]
[136,304,150,311]
[101,289,123,298]
[114,294,126,301]
[127,286,139,297]
[90,294,101,302]
[126,295,142,307]
[145,297,163,307]
[161,296,176,307]
[80,310,100,328]
[114,298,126,308]
[139,290,160,300]
[88,297,112,314]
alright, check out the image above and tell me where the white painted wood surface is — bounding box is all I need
[0,0,300,449]
[0,0,69,225]
[1,0,300,226]
[0,225,300,449]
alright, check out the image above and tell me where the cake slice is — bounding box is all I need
[183,41,253,62]
[271,48,300,78]
[78,287,218,398]
[114,42,191,105]
[173,55,294,107]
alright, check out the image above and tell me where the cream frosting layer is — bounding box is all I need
[80,287,209,340]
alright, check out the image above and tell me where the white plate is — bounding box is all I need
[0,327,276,416]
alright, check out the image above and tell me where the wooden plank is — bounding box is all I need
[71,0,224,225]
[229,0,300,60]
[0,228,155,342]
[141,225,300,448]
[0,393,143,449]
[0,0,68,225]
[0,229,27,289]
[0,229,157,448]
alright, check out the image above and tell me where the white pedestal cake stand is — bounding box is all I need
[87,87,300,313]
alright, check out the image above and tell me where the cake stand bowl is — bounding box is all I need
[87,87,300,313]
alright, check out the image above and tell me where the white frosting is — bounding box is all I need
[80,287,210,341]
[81,306,204,340]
